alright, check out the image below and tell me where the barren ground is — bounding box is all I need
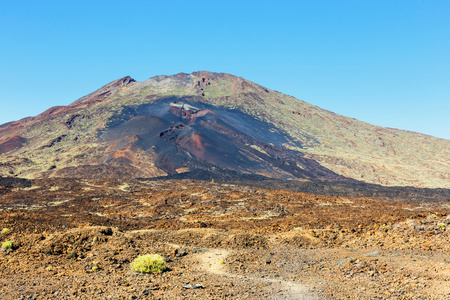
[1,178,450,299]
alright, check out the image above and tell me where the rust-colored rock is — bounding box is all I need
[0,136,26,154]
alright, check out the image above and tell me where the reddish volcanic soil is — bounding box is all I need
[0,178,450,299]
[0,136,26,155]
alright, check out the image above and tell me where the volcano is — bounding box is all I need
[0,71,449,188]
[96,98,349,182]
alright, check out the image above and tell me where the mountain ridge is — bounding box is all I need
[0,71,449,188]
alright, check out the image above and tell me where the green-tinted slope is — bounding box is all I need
[0,71,449,188]
[113,71,449,188]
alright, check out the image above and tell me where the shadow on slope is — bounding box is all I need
[99,97,352,182]
[140,170,450,204]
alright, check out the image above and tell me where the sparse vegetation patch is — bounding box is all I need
[1,240,14,250]
[130,254,167,274]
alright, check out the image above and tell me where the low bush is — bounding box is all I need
[1,241,14,250]
[130,254,167,274]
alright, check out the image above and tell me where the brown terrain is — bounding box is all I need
[1,177,450,299]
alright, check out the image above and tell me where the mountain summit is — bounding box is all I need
[1,71,449,188]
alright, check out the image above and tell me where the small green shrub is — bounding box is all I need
[130,254,167,274]
[1,228,10,235]
[92,266,99,271]
[2,241,14,250]
[438,223,446,228]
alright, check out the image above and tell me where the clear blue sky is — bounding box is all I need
[1,1,449,139]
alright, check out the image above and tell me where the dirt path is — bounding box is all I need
[195,248,318,300]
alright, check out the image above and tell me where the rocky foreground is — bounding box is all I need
[1,178,450,299]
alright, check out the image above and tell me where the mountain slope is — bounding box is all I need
[0,71,449,188]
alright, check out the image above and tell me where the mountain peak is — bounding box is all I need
[0,72,449,188]
[71,76,136,106]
